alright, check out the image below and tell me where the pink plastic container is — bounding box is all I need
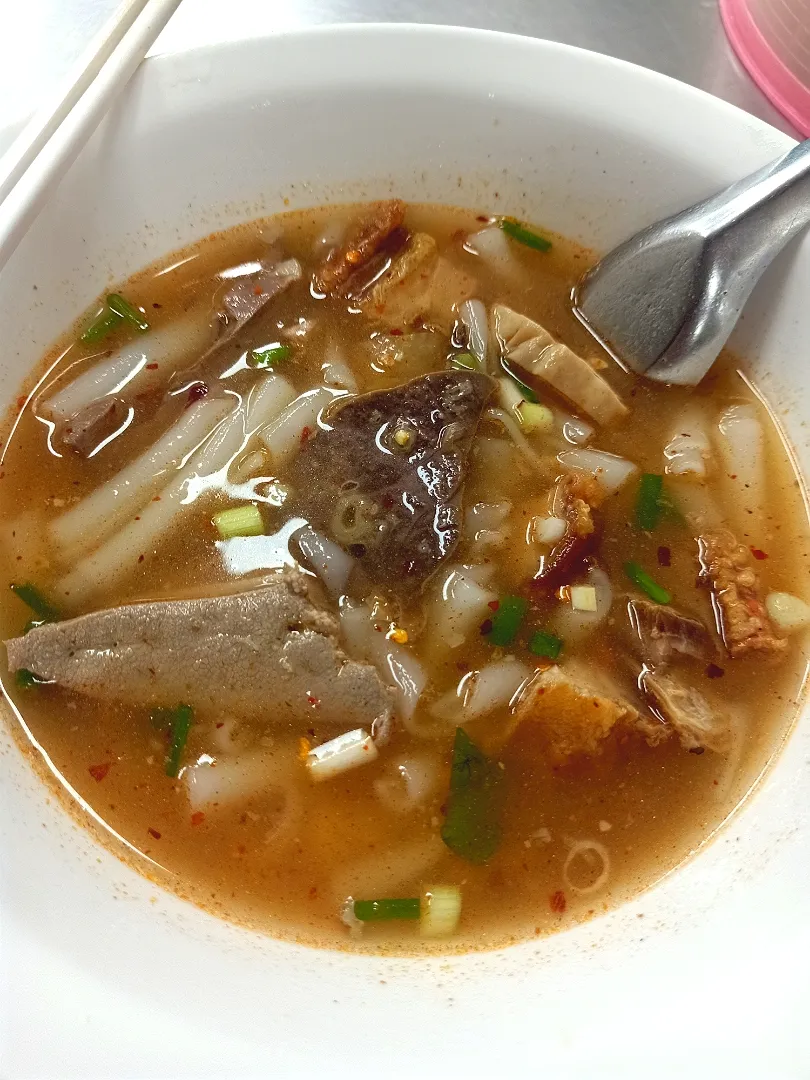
[720,0,810,134]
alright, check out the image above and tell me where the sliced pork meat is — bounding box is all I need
[532,473,603,588]
[289,371,495,596]
[5,569,393,730]
[640,669,731,753]
[626,597,713,666]
[53,395,131,458]
[492,304,627,425]
[313,199,407,295]
[513,661,641,763]
[698,529,786,658]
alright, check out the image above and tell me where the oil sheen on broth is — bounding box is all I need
[0,202,808,955]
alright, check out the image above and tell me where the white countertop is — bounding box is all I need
[1,0,800,137]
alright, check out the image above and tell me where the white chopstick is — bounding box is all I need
[0,0,183,275]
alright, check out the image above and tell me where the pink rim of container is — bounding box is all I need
[720,0,810,135]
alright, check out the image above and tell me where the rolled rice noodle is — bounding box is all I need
[373,753,442,814]
[294,524,355,597]
[331,834,445,904]
[563,839,611,895]
[554,409,594,446]
[663,403,713,477]
[714,403,767,539]
[320,341,358,393]
[463,226,516,274]
[259,386,339,466]
[40,311,212,421]
[557,447,637,496]
[486,407,551,472]
[457,298,489,368]
[183,750,302,843]
[428,565,498,649]
[430,659,531,721]
[339,599,426,723]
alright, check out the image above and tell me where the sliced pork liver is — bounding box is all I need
[5,570,393,731]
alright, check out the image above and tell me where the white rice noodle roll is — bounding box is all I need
[259,386,338,467]
[531,515,567,545]
[487,407,549,472]
[373,754,442,814]
[714,403,767,538]
[557,447,637,496]
[294,524,354,598]
[766,592,810,632]
[51,396,233,559]
[667,477,723,532]
[184,751,301,843]
[320,341,358,393]
[457,298,489,368]
[465,501,511,535]
[430,659,532,722]
[40,312,211,421]
[554,408,595,446]
[549,565,613,643]
[663,403,713,478]
[55,377,295,606]
[331,834,445,904]
[339,599,426,723]
[428,565,498,650]
[463,226,516,273]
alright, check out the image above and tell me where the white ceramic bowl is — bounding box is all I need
[1,25,808,1078]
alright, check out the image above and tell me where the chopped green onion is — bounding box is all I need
[499,357,539,403]
[499,218,553,252]
[529,630,563,659]
[486,594,528,647]
[635,473,664,531]
[248,343,291,369]
[353,898,421,922]
[80,305,123,344]
[441,727,504,864]
[624,561,672,605]
[213,504,264,539]
[15,668,45,690]
[11,583,60,623]
[421,885,462,938]
[450,351,478,371]
[161,704,194,778]
[517,401,553,433]
[107,293,150,332]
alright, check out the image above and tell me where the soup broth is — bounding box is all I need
[1,202,807,953]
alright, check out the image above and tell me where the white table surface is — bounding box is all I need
[0,0,801,138]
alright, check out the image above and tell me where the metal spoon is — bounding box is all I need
[573,139,810,386]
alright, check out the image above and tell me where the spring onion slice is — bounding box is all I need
[80,306,123,344]
[421,885,462,937]
[107,293,150,332]
[213,504,264,539]
[441,727,504,864]
[624,561,672,605]
[499,357,539,403]
[353,898,421,921]
[499,218,552,252]
[11,583,60,623]
[248,343,291,369]
[15,669,45,689]
[159,704,194,777]
[450,352,478,371]
[529,630,563,659]
[635,473,664,531]
[487,594,528,647]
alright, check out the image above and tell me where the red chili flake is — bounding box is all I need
[215,722,224,728]
[138,554,145,563]
[750,547,768,560]
[152,495,161,502]
[487,599,500,611]
[550,890,567,913]
[389,328,403,336]
[190,811,205,826]
[479,618,493,635]
[147,827,161,840]
[308,885,318,899]
[456,661,470,673]
[187,382,209,405]
[16,396,25,410]
[134,516,140,521]
[253,285,263,296]
[476,214,490,222]
[88,763,110,782]
[145,362,159,370]
[705,663,725,679]
[657,545,671,567]
[300,426,312,447]
[307,695,321,707]
[152,302,162,309]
